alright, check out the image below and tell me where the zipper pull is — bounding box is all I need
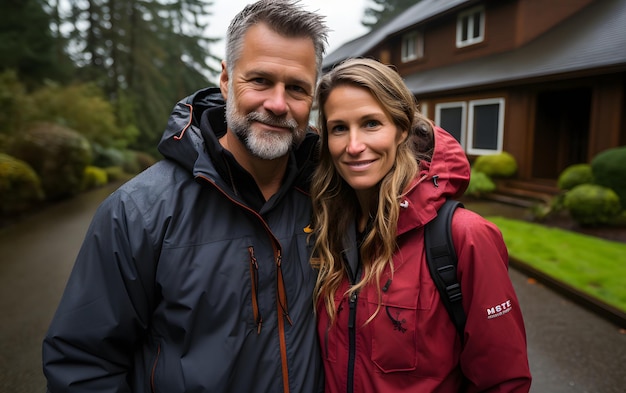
[348,292,357,329]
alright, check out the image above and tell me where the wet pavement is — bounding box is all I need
[0,185,625,392]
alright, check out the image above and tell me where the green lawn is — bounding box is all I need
[485,216,626,313]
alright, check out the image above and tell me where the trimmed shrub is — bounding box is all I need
[92,144,126,168]
[104,166,128,182]
[0,153,44,214]
[472,152,517,178]
[464,170,496,197]
[9,122,92,200]
[591,146,626,205]
[563,184,622,226]
[557,163,594,190]
[82,166,108,191]
[134,151,157,172]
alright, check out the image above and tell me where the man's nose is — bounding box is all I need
[264,85,288,116]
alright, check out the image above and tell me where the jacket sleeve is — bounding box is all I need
[453,208,532,392]
[42,189,159,392]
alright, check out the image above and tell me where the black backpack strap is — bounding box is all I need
[425,199,466,343]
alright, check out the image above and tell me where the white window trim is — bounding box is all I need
[467,98,504,155]
[456,5,485,48]
[435,101,467,148]
[401,31,423,62]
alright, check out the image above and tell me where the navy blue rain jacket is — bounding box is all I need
[43,87,323,393]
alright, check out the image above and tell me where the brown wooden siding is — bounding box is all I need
[515,0,595,46]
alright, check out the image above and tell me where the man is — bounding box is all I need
[42,1,329,392]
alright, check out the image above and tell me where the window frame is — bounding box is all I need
[467,98,505,155]
[456,5,485,48]
[435,101,467,148]
[401,31,423,63]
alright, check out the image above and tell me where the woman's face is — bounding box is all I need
[324,85,407,197]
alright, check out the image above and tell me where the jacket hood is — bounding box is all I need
[397,126,471,235]
[158,87,225,173]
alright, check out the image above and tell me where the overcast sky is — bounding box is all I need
[205,0,370,76]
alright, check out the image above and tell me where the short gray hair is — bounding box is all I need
[225,0,329,78]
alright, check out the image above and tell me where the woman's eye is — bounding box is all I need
[365,120,380,128]
[330,125,347,134]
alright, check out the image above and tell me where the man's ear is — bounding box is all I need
[220,60,229,100]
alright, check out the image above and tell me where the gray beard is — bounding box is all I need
[225,98,306,160]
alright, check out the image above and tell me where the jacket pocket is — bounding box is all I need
[368,291,418,373]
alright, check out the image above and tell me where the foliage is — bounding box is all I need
[130,150,158,173]
[0,0,72,87]
[487,216,626,313]
[472,152,518,178]
[9,122,92,201]
[563,184,622,226]
[60,0,219,154]
[104,166,129,182]
[362,0,419,29]
[82,166,109,191]
[0,70,31,145]
[464,170,496,197]
[557,163,594,190]
[0,153,44,215]
[591,146,626,205]
[26,82,138,149]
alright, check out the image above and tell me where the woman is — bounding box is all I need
[310,58,531,392]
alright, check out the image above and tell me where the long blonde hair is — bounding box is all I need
[310,58,434,323]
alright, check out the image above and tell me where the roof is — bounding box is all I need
[322,0,626,95]
[322,0,472,69]
[404,0,626,95]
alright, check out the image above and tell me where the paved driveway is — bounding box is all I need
[0,184,625,392]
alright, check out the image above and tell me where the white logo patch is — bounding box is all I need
[486,299,513,319]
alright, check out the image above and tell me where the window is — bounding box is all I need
[435,102,466,147]
[456,6,485,48]
[467,98,504,155]
[435,98,505,155]
[401,31,423,62]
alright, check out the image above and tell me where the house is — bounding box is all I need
[322,0,626,194]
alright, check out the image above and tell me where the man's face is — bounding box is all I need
[220,23,318,160]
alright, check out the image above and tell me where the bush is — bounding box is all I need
[9,122,92,200]
[26,82,138,149]
[104,166,128,182]
[464,170,496,197]
[81,166,108,191]
[563,184,622,226]
[92,144,126,168]
[0,153,44,214]
[557,163,594,190]
[472,152,517,178]
[591,146,626,205]
[134,151,157,172]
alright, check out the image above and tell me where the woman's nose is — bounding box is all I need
[345,130,366,155]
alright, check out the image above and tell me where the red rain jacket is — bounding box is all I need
[318,126,532,393]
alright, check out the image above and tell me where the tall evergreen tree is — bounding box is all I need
[362,0,419,30]
[59,0,220,154]
[0,0,72,87]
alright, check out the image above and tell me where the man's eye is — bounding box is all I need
[252,78,268,85]
[288,85,308,95]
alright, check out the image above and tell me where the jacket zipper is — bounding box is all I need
[196,175,292,393]
[347,290,357,393]
[345,258,361,393]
